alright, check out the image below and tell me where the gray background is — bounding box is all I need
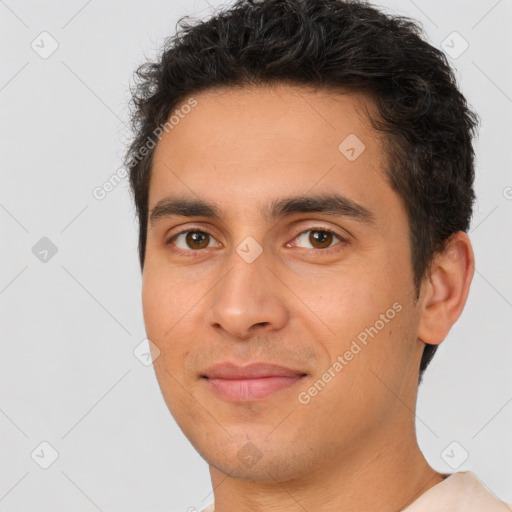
[1,0,511,510]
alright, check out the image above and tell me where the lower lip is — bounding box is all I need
[203,375,305,401]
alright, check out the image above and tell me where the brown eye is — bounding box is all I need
[293,229,342,250]
[309,230,334,248]
[185,231,210,249]
[168,230,217,251]
[288,228,348,252]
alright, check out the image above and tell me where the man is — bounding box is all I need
[124,0,510,510]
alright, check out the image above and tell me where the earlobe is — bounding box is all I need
[416,231,475,346]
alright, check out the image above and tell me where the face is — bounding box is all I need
[142,84,426,482]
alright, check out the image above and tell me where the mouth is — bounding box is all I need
[200,362,308,402]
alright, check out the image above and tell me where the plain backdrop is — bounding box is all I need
[1,0,511,510]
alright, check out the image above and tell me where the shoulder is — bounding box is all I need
[402,471,512,511]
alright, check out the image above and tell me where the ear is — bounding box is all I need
[416,231,475,345]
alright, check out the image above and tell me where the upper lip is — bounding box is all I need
[201,362,307,379]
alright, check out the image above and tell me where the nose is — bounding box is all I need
[205,253,289,340]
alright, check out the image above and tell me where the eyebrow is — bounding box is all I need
[149,193,376,227]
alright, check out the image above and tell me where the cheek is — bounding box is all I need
[142,274,186,389]
[141,276,165,341]
[142,273,199,417]
[142,268,203,372]
[293,255,410,370]
[142,265,196,340]
[292,265,383,336]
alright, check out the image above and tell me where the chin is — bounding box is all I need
[196,434,317,483]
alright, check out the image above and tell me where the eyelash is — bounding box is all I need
[164,226,348,256]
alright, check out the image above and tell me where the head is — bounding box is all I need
[125,0,477,483]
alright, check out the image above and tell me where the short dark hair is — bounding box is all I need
[125,0,479,380]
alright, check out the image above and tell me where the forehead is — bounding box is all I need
[153,83,383,162]
[149,84,395,223]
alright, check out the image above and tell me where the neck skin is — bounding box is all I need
[206,376,447,511]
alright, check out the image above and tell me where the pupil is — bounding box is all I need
[187,231,208,249]
[311,230,332,248]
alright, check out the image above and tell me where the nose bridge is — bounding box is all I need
[206,246,288,338]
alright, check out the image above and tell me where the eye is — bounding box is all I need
[165,226,347,256]
[290,228,346,250]
[166,230,220,252]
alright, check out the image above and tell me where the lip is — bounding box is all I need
[202,362,306,379]
[201,362,307,401]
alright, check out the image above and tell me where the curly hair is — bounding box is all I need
[124,0,479,381]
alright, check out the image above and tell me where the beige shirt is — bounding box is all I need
[200,471,511,512]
